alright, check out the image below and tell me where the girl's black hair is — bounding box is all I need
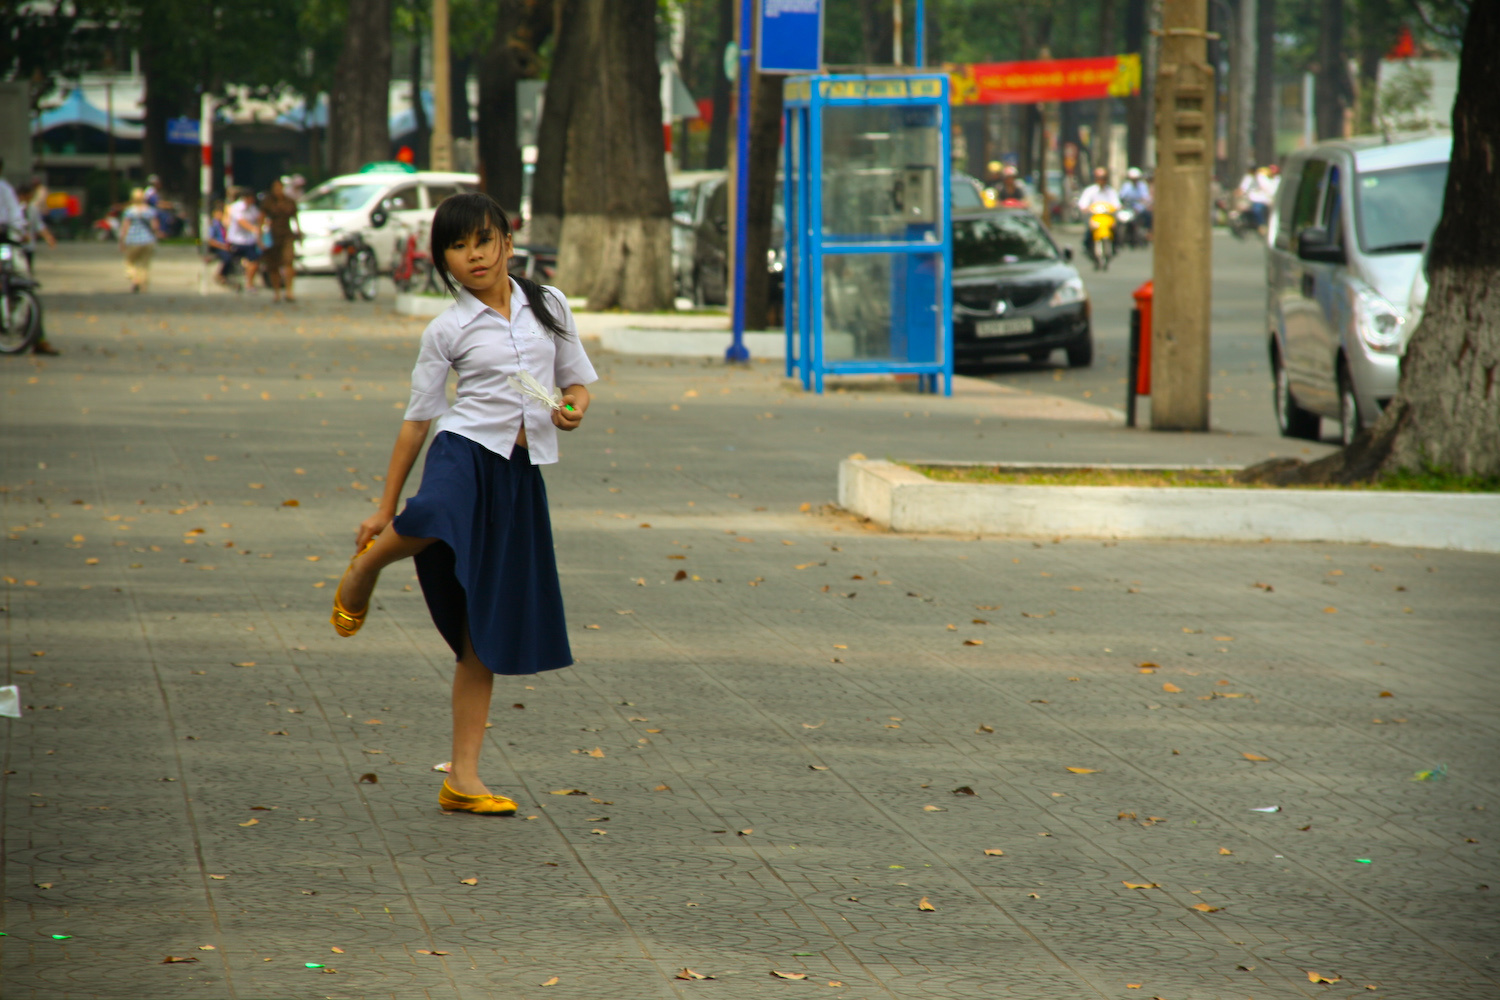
[430,192,568,338]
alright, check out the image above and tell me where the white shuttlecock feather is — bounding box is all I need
[507,370,564,411]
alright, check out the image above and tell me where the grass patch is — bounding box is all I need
[905,464,1500,492]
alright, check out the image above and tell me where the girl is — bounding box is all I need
[331,193,596,815]
[118,187,163,293]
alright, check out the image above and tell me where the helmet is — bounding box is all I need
[1126,167,1142,180]
[1001,164,1018,178]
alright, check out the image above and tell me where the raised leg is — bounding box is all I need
[448,630,495,797]
[338,527,433,617]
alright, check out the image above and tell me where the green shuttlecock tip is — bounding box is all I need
[564,404,577,412]
[1355,858,1372,864]
[305,962,326,969]
[51,934,71,939]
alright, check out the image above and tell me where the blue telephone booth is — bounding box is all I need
[782,73,954,395]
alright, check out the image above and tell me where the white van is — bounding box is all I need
[295,166,479,274]
[1266,134,1449,445]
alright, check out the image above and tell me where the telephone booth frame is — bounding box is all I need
[782,73,954,395]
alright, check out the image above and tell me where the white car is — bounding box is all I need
[295,168,479,274]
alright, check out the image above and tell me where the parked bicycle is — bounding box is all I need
[0,232,43,355]
[331,228,378,301]
[391,228,440,295]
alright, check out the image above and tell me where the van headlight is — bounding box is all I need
[1353,284,1405,353]
[1049,276,1086,307]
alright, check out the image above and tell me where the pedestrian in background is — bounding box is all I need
[225,188,263,290]
[17,179,58,354]
[329,192,596,816]
[260,178,301,303]
[119,187,162,293]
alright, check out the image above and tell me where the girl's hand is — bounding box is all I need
[356,511,393,553]
[553,392,587,431]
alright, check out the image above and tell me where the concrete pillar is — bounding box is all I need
[1150,0,1214,431]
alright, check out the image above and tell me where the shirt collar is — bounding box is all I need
[454,278,530,328]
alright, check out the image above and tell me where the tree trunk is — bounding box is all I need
[554,0,672,310]
[1351,0,1398,135]
[1094,0,1117,174]
[138,41,193,202]
[857,0,894,65]
[330,0,393,174]
[1246,4,1500,485]
[529,0,580,247]
[1124,0,1147,167]
[477,26,521,211]
[451,53,472,140]
[476,1,552,219]
[1253,0,1275,164]
[744,69,783,332]
[705,0,733,170]
[409,28,429,168]
[1314,0,1347,139]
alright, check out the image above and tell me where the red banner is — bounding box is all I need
[948,55,1142,105]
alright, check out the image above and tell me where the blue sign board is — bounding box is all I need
[758,0,823,74]
[165,116,200,146]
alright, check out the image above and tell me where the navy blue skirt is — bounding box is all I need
[392,431,572,675]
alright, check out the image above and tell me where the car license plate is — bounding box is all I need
[975,317,1034,337]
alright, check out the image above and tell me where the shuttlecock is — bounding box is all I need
[507,370,563,411]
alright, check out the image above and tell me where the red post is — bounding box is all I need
[1132,280,1153,396]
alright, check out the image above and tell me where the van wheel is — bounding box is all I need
[1274,345,1320,439]
[1066,330,1093,368]
[1338,363,1363,448]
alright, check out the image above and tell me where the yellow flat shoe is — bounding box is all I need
[330,539,377,637]
[439,780,518,815]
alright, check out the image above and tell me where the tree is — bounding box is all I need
[743,69,783,332]
[528,0,583,247]
[330,0,394,173]
[475,0,552,214]
[1250,4,1498,484]
[705,0,733,170]
[553,0,672,310]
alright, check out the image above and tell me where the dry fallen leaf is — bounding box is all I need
[1242,753,1271,762]
[1323,606,1338,614]
[198,944,216,950]
[771,971,809,980]
[1378,690,1394,698]
[1065,767,1098,774]
[676,968,713,980]
[922,805,946,812]
[653,783,672,790]
[587,747,606,758]
[238,818,259,827]
[1219,848,1233,855]
[550,788,587,795]
[1122,881,1160,889]
[918,896,936,911]
[975,724,995,733]
[590,828,608,836]
[963,639,984,646]
[358,773,379,783]
[416,949,450,956]
[1307,971,1342,984]
[983,848,1004,856]
[209,874,227,880]
[459,877,478,885]
[737,828,753,836]
[161,955,199,964]
[330,946,344,954]
[1126,985,1141,990]
[1191,902,1222,912]
[1162,683,1183,693]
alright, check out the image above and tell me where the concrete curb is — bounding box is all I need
[838,459,1500,552]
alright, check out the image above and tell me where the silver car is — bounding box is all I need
[1266,134,1450,445]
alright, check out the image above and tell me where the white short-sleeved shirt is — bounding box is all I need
[404,281,598,465]
[226,201,261,245]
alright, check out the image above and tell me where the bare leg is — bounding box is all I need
[338,526,433,615]
[283,265,296,301]
[449,630,495,797]
[269,257,283,301]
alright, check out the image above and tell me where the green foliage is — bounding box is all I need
[1375,464,1500,493]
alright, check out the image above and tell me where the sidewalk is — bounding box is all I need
[1,246,1496,999]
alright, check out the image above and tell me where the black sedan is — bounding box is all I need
[951,209,1092,370]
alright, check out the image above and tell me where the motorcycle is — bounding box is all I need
[508,244,557,284]
[1217,194,1256,240]
[0,234,43,355]
[1086,202,1118,271]
[1116,207,1143,249]
[331,228,378,301]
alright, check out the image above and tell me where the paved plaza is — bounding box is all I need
[2,246,1497,999]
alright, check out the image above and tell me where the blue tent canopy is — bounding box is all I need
[34,89,144,139]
